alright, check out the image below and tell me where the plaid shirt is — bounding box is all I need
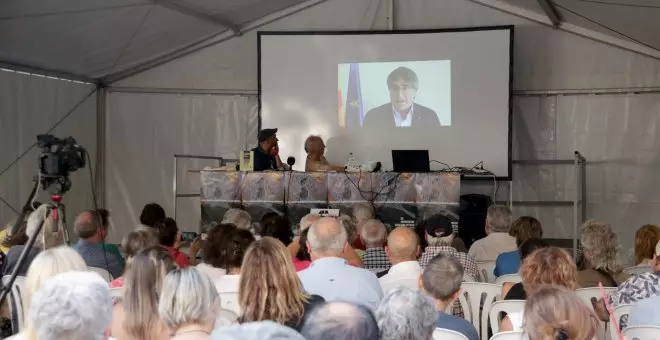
[418,246,478,318]
[361,247,392,272]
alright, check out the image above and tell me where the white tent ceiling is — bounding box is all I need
[1,0,659,83]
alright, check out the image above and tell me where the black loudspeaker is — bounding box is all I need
[458,194,492,250]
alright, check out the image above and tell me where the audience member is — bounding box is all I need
[2,204,59,276]
[418,214,478,280]
[222,209,252,232]
[94,209,124,264]
[1,203,38,253]
[238,237,324,331]
[111,229,159,288]
[300,301,379,340]
[360,219,391,272]
[634,224,660,266]
[154,217,191,268]
[578,220,627,287]
[13,246,88,340]
[197,223,236,280]
[523,285,599,340]
[211,228,255,295]
[159,268,219,340]
[375,287,436,340]
[628,292,660,327]
[298,217,383,310]
[139,203,166,228]
[111,246,176,340]
[73,210,124,279]
[339,215,359,250]
[211,321,305,340]
[420,254,479,340]
[258,212,280,236]
[260,216,294,246]
[500,238,550,297]
[494,216,542,277]
[467,205,516,261]
[293,228,312,271]
[350,203,375,251]
[379,227,422,292]
[501,247,579,331]
[28,271,112,340]
[593,240,660,328]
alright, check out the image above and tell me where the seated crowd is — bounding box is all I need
[2,201,660,340]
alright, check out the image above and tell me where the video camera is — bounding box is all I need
[37,134,86,194]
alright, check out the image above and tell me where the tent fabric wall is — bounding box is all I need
[105,92,257,242]
[0,69,98,236]
[106,0,660,264]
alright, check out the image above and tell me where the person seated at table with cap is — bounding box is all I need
[304,135,345,172]
[252,128,284,171]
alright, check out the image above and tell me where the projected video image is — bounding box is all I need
[337,60,451,128]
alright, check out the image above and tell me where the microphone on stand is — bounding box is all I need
[287,156,296,170]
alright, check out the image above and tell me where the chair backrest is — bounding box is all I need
[489,300,526,334]
[432,328,469,340]
[215,308,239,327]
[110,287,123,299]
[219,292,241,315]
[623,266,652,277]
[623,325,660,340]
[495,274,522,286]
[490,331,526,340]
[87,266,113,282]
[575,287,617,308]
[2,275,27,333]
[477,261,496,283]
[609,304,633,340]
[458,282,502,340]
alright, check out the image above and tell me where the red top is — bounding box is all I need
[162,245,191,268]
[292,257,311,271]
[110,276,124,288]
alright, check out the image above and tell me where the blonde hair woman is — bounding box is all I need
[110,229,159,288]
[111,246,176,340]
[12,246,87,340]
[523,285,599,340]
[238,237,324,331]
[158,268,219,340]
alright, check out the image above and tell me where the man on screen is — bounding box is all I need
[304,135,346,172]
[362,67,441,128]
[252,128,285,171]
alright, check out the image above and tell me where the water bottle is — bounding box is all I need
[347,152,358,171]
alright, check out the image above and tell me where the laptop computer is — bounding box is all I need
[391,150,430,172]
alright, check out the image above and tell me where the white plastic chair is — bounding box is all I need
[623,266,652,276]
[608,304,633,340]
[458,282,502,340]
[575,287,617,308]
[495,274,522,286]
[489,331,526,340]
[432,328,469,340]
[489,300,525,334]
[477,261,496,283]
[110,287,123,299]
[215,308,239,327]
[2,275,27,333]
[219,292,241,315]
[623,325,660,340]
[87,266,113,282]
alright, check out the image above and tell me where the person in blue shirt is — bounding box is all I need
[252,128,284,171]
[72,210,124,279]
[494,216,543,277]
[420,253,479,340]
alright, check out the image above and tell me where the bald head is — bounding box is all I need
[361,219,387,248]
[307,217,347,257]
[301,302,379,340]
[74,211,101,240]
[386,227,419,263]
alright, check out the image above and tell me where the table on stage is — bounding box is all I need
[200,170,461,231]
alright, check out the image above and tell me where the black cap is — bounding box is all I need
[258,128,278,142]
[423,214,453,238]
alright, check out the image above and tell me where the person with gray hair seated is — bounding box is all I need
[418,214,478,280]
[468,205,516,261]
[360,219,391,272]
[28,271,112,340]
[300,301,379,340]
[221,208,253,232]
[350,203,375,251]
[73,210,124,278]
[159,267,220,339]
[420,254,479,340]
[375,287,436,340]
[212,321,305,340]
[298,217,383,310]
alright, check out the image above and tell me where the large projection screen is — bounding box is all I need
[259,26,513,178]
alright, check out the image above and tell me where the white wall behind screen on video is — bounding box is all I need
[260,28,511,177]
[338,61,451,125]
